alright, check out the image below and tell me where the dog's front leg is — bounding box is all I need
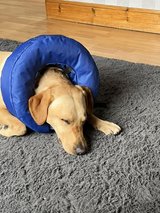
[87,114,121,135]
[0,108,27,137]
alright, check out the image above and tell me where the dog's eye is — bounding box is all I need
[61,119,71,125]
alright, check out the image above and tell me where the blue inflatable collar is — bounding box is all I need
[1,35,99,132]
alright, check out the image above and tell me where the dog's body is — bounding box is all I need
[0,51,121,155]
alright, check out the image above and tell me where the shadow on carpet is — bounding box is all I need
[0,38,160,213]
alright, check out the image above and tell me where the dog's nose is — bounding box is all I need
[76,146,86,155]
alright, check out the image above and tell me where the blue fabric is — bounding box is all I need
[1,35,99,132]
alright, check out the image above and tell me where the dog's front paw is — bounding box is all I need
[100,121,121,135]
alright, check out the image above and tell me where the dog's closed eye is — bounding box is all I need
[61,119,71,125]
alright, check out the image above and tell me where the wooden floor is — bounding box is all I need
[0,0,160,66]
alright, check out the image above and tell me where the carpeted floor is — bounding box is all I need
[0,38,160,213]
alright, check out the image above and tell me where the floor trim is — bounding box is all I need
[46,0,160,34]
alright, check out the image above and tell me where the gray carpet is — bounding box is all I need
[0,38,160,213]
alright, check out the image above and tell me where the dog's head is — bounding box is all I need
[28,84,93,155]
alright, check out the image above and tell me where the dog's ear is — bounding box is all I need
[77,86,94,114]
[28,89,52,125]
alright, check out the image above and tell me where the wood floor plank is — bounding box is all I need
[0,0,160,66]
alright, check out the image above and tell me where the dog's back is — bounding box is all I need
[0,52,11,76]
[0,52,12,108]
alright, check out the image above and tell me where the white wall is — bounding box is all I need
[67,0,160,10]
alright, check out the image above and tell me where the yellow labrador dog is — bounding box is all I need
[0,51,121,155]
